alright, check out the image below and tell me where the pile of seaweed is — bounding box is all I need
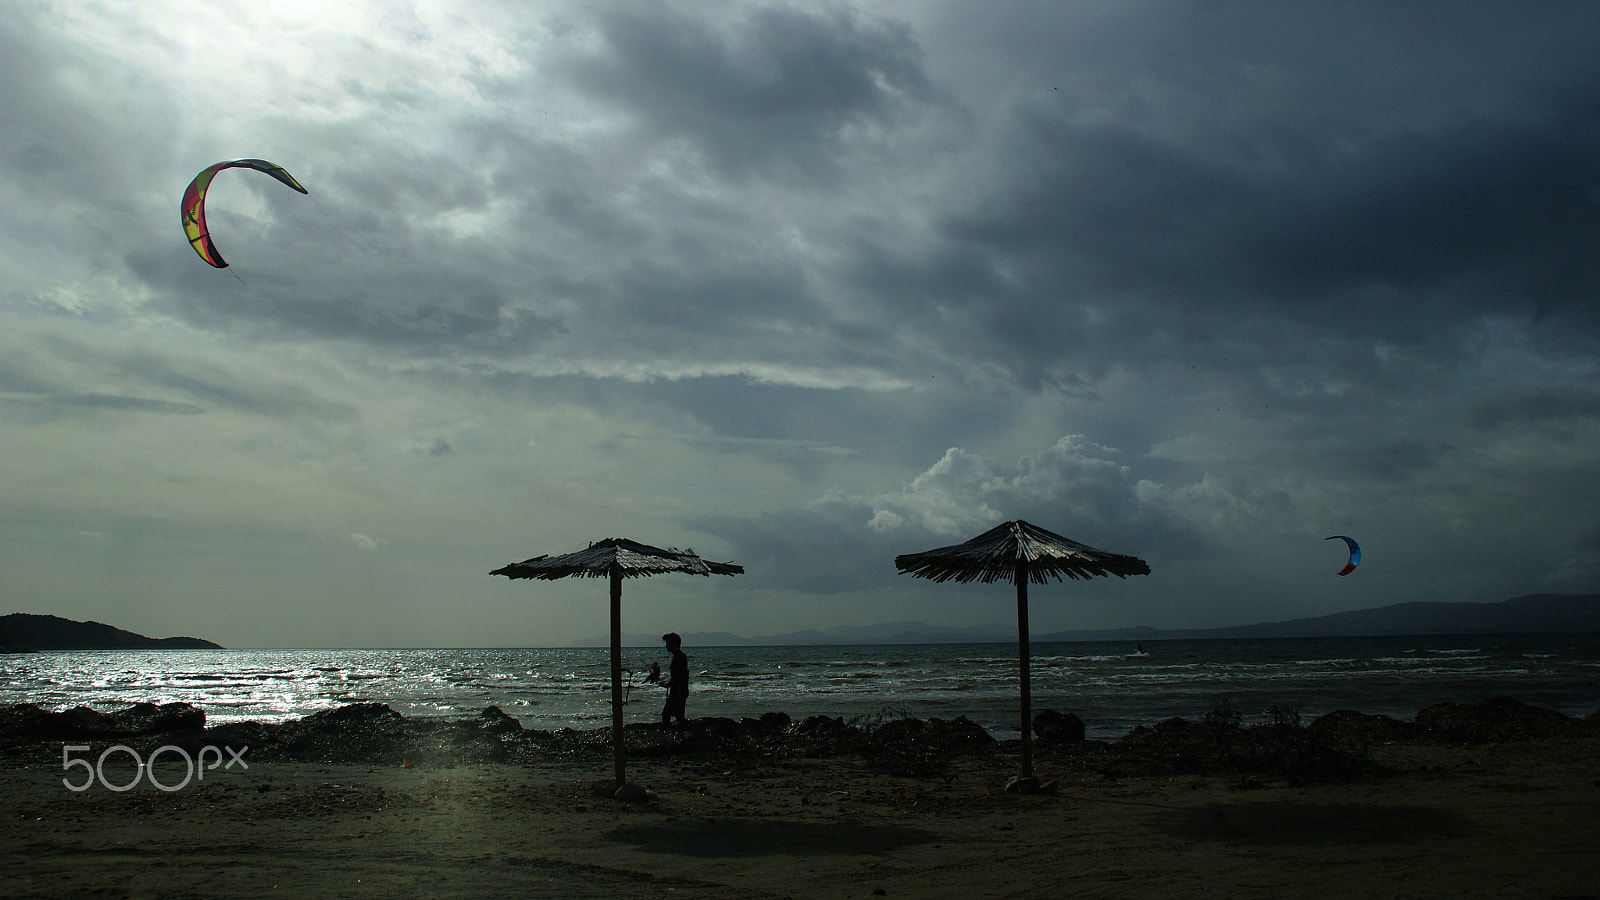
[2,697,1594,782]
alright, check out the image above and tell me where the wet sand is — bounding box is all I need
[3,716,1598,900]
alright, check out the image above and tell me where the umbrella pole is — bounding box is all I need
[1016,563,1033,779]
[609,564,626,787]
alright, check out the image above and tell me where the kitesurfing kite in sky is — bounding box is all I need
[180,159,308,268]
[1325,535,1361,576]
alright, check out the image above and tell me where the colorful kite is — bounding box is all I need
[180,159,308,268]
[1325,535,1361,576]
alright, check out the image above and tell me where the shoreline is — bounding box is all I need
[3,694,1598,768]
[4,698,1599,898]
[3,698,1600,890]
[11,634,1597,746]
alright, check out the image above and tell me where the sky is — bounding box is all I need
[3,1,1597,649]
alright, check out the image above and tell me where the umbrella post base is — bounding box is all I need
[1004,775,1057,795]
[613,782,654,803]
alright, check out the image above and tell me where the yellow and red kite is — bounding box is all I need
[180,159,308,268]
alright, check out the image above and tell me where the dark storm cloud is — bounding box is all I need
[786,2,1600,404]
[564,3,934,180]
[1577,518,1600,556]
[6,1,1599,645]
[419,437,453,457]
[133,240,567,356]
[1470,386,1600,433]
[0,392,206,424]
[699,436,1209,596]
[0,12,176,282]
[604,250,816,332]
[1333,439,1455,482]
[0,357,57,396]
[2,331,347,424]
[0,15,139,197]
[0,347,192,420]
[46,393,206,415]
[693,504,917,596]
[938,79,1600,360]
[475,369,1016,483]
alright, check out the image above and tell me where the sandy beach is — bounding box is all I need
[3,701,1598,899]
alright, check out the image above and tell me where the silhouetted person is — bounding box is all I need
[661,632,689,726]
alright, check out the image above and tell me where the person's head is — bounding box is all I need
[662,632,681,650]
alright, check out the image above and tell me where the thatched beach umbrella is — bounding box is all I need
[492,538,743,792]
[895,520,1149,790]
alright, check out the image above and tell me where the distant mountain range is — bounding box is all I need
[1037,592,1600,642]
[0,613,223,651]
[585,593,1600,647]
[9,593,1596,651]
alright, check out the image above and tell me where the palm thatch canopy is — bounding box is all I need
[895,520,1149,790]
[492,537,744,581]
[491,537,742,793]
[895,519,1149,584]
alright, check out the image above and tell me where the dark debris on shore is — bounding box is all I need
[3,697,1596,783]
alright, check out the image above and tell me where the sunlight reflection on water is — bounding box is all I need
[3,635,1595,740]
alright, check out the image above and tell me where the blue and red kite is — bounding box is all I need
[1325,535,1361,576]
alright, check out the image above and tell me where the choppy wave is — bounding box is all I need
[3,635,1596,740]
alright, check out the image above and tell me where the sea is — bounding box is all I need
[4,634,1597,741]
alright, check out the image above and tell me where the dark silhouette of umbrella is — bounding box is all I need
[895,520,1149,790]
[492,538,743,791]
